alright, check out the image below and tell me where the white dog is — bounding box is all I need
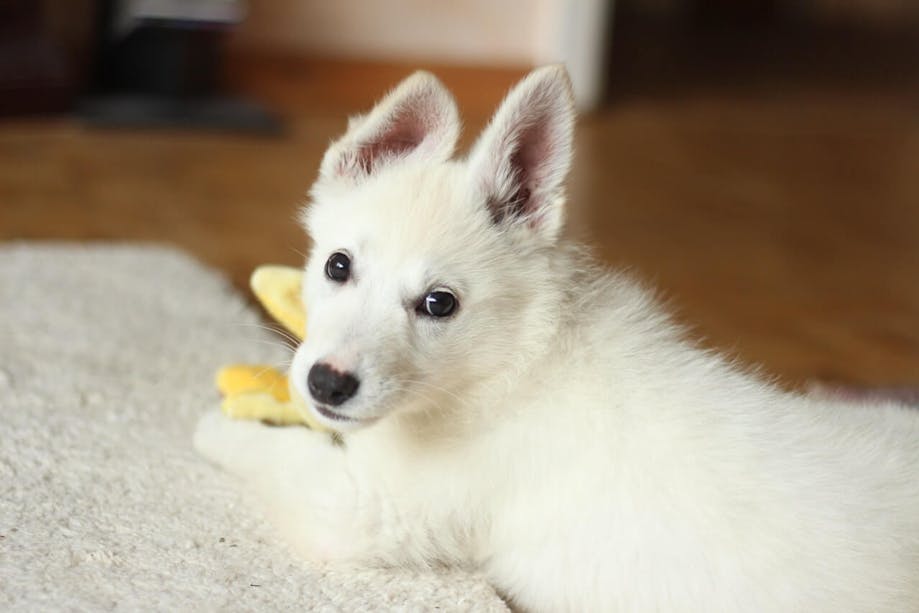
[195,66,919,611]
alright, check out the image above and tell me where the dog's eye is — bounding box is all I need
[325,252,351,283]
[418,290,457,318]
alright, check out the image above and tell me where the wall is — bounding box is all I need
[236,0,548,65]
[233,0,612,110]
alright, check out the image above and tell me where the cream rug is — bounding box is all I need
[0,243,505,611]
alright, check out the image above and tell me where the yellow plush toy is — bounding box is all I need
[215,266,327,431]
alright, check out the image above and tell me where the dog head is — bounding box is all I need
[290,66,576,432]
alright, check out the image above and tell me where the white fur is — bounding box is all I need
[196,66,919,612]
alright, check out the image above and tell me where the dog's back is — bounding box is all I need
[474,255,919,610]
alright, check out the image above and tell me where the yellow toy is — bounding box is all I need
[215,266,327,431]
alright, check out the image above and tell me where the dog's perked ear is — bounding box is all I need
[467,65,575,243]
[319,71,461,182]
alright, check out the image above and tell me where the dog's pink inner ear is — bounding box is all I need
[470,66,574,240]
[337,90,448,178]
[349,104,428,175]
[487,121,554,228]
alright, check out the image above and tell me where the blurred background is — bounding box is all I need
[1,0,917,388]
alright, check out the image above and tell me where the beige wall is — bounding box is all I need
[235,0,553,65]
[233,0,614,110]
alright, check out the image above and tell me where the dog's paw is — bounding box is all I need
[193,410,227,463]
[193,409,257,468]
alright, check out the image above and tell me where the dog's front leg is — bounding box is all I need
[193,411,379,563]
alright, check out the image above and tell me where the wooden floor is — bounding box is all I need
[2,29,917,389]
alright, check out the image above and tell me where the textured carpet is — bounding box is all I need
[0,243,505,611]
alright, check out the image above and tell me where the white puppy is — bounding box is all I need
[196,66,919,612]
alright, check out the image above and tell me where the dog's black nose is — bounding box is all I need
[307,362,360,406]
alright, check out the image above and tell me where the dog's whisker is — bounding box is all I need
[392,385,451,425]
[251,363,292,381]
[393,385,453,420]
[235,321,302,347]
[400,378,473,412]
[238,338,297,357]
[237,334,296,349]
